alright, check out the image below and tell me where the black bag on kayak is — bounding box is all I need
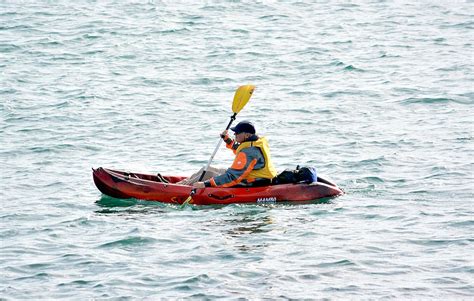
[295,166,318,184]
[272,169,298,185]
[273,166,317,185]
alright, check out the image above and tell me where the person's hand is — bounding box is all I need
[220,130,228,139]
[193,182,205,189]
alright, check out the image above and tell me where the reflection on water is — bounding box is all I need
[217,209,275,252]
[225,212,274,237]
[95,195,138,208]
[94,195,176,214]
[94,195,334,216]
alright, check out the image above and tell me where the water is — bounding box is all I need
[1,1,473,299]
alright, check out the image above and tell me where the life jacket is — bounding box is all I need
[235,137,277,180]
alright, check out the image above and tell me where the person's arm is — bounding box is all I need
[204,150,257,187]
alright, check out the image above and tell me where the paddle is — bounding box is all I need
[181,85,255,206]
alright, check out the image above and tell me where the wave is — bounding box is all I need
[98,236,157,248]
[400,97,472,105]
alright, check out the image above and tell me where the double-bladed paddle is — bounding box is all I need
[181,85,255,206]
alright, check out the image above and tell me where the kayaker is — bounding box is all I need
[191,120,278,188]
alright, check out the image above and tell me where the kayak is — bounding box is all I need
[92,167,343,205]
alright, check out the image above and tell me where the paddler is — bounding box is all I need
[191,120,278,188]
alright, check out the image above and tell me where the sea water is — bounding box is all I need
[1,1,473,299]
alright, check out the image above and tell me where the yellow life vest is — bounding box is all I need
[235,137,277,180]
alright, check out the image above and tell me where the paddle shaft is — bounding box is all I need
[198,113,237,182]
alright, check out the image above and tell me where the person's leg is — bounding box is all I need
[177,166,226,185]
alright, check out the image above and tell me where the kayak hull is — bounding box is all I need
[92,167,343,205]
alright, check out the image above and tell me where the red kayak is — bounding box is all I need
[92,167,343,205]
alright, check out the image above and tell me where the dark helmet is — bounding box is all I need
[230,120,256,134]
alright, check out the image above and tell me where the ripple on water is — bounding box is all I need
[98,236,158,249]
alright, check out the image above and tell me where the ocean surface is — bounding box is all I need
[1,1,473,299]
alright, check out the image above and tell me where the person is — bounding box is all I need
[190,120,277,188]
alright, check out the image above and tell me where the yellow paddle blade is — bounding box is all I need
[181,195,193,207]
[232,85,255,114]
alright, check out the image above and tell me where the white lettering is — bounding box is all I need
[256,197,277,203]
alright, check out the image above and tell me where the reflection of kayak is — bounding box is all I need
[92,167,343,205]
